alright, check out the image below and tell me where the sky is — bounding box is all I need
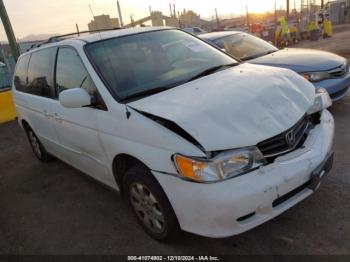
[0,0,309,40]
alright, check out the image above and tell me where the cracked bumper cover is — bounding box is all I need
[152,109,334,238]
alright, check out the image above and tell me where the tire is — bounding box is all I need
[25,126,52,163]
[123,165,181,241]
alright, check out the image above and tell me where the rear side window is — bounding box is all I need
[14,55,30,92]
[27,47,56,98]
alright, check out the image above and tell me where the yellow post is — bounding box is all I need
[0,89,16,123]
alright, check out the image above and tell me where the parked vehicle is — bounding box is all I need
[13,27,334,241]
[0,61,11,90]
[200,31,350,101]
[182,27,207,35]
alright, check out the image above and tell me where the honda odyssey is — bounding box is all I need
[12,27,334,241]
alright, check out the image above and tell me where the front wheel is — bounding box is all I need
[123,165,181,241]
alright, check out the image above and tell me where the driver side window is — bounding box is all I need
[56,47,95,96]
[56,47,107,110]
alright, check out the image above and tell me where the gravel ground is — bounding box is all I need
[295,29,350,58]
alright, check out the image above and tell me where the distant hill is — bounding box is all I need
[20,33,58,42]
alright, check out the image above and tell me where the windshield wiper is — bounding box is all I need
[186,63,238,83]
[120,86,173,103]
[120,63,238,102]
[241,50,278,61]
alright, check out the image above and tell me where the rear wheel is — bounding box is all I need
[123,165,181,241]
[25,127,52,162]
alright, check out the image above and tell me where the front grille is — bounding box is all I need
[328,63,348,78]
[257,115,311,161]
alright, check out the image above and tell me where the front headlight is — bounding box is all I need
[173,147,266,183]
[307,88,332,114]
[301,71,331,82]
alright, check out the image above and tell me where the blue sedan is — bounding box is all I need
[200,31,350,101]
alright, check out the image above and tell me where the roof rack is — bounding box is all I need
[26,27,121,52]
[47,27,121,42]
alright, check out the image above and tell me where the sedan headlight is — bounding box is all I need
[307,88,332,114]
[301,71,331,82]
[173,147,266,183]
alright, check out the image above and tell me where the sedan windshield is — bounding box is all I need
[213,33,278,61]
[85,29,237,102]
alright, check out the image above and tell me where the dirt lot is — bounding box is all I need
[1,32,350,256]
[295,26,350,58]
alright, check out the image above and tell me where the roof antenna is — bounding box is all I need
[89,4,102,40]
[89,4,131,119]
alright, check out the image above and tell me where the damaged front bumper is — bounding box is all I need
[308,152,333,191]
[152,109,334,238]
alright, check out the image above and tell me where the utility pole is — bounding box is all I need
[286,0,290,19]
[215,8,220,29]
[246,5,250,27]
[169,3,173,17]
[274,1,277,26]
[321,0,324,9]
[0,0,20,61]
[130,15,134,27]
[347,0,350,23]
[117,0,124,27]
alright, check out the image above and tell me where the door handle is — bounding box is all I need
[53,113,62,121]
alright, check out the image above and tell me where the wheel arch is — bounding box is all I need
[112,153,152,193]
[21,119,31,131]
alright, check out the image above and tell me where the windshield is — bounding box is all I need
[213,33,278,61]
[85,29,237,102]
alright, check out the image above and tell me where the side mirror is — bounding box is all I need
[59,88,92,108]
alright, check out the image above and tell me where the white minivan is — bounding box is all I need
[13,27,334,241]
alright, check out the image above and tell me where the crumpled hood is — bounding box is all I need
[250,48,346,72]
[129,63,315,151]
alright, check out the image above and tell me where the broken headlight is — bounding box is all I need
[307,88,332,115]
[173,147,266,183]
